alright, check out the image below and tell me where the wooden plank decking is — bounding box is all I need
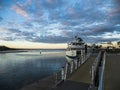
[104,54,120,90]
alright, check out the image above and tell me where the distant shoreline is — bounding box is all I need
[0,50,28,53]
[0,49,66,54]
[0,46,65,53]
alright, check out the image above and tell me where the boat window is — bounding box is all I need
[72,43,75,45]
[71,48,76,50]
[67,48,70,50]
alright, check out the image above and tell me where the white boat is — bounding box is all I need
[66,37,86,62]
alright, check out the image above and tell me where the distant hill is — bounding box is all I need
[0,46,16,51]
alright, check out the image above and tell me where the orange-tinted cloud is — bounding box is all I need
[12,5,29,18]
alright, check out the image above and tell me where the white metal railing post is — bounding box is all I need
[64,63,68,80]
[61,67,65,80]
[81,50,83,64]
[74,60,78,70]
[78,59,81,67]
[70,61,73,73]
[84,54,85,62]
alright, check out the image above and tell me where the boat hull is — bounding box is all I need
[66,50,77,57]
[66,50,80,63]
[65,55,78,63]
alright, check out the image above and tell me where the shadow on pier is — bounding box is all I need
[54,80,89,90]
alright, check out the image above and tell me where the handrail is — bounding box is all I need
[98,52,106,90]
[90,51,106,90]
[91,51,101,82]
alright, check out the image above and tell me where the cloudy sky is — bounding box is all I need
[0,0,120,48]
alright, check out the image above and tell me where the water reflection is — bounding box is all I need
[0,50,66,90]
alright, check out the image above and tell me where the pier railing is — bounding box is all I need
[91,51,101,85]
[89,51,106,90]
[54,52,91,87]
[98,51,105,90]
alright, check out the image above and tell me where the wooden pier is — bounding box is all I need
[19,51,120,90]
[54,55,97,90]
[68,55,96,83]
[55,50,107,90]
[19,53,97,90]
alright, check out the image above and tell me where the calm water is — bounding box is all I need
[0,50,66,90]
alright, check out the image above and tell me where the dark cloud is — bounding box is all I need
[25,23,33,27]
[2,37,14,41]
[0,0,16,8]
[8,28,21,33]
[1,0,120,43]
[41,0,63,9]
[0,17,3,21]
[114,0,120,6]
[91,26,115,35]
[96,38,120,43]
[5,28,36,41]
[31,36,72,43]
[23,22,33,29]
